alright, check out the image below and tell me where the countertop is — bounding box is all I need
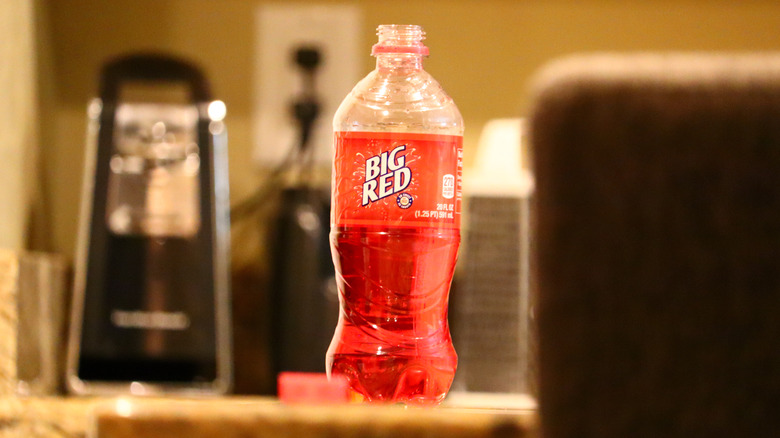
[2,395,538,438]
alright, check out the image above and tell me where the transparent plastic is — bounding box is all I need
[332,26,462,136]
[327,24,463,405]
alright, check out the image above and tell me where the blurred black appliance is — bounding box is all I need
[67,53,232,395]
[270,186,337,375]
[269,47,337,376]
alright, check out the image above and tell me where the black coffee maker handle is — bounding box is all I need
[99,53,212,104]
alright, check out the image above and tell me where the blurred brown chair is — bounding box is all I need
[530,54,780,437]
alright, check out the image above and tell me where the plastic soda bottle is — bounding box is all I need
[327,24,463,405]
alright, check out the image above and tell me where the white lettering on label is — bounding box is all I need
[362,145,412,206]
[442,174,455,199]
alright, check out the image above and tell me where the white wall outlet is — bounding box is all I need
[253,4,362,170]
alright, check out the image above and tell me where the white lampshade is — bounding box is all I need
[466,118,534,197]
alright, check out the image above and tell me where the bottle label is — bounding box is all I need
[333,131,462,229]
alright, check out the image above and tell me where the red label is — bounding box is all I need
[332,131,463,229]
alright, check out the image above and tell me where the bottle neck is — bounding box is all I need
[375,53,424,72]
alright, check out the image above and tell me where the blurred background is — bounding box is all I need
[4,0,780,397]
[13,0,780,263]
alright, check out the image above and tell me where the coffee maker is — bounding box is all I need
[67,53,231,395]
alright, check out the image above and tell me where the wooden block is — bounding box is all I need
[93,398,537,438]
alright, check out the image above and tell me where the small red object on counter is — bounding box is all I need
[277,372,351,405]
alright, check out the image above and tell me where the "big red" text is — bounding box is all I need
[362,145,412,206]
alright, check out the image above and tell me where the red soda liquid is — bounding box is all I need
[327,225,459,405]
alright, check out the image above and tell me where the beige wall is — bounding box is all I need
[1,0,38,250]
[39,0,780,259]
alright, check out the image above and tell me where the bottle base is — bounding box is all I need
[328,353,456,406]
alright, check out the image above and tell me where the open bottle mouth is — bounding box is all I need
[371,24,430,56]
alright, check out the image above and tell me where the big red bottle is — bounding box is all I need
[327,24,463,405]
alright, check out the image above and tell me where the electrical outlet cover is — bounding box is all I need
[254,4,362,169]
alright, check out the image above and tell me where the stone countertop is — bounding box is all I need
[0,396,105,437]
[2,396,538,438]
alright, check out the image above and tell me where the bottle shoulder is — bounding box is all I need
[333,69,463,135]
